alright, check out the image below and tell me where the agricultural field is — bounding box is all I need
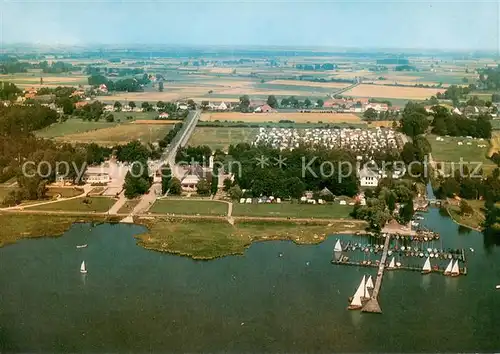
[25,197,115,213]
[150,199,228,216]
[260,80,350,89]
[342,84,444,100]
[35,119,119,139]
[232,202,352,219]
[0,74,89,87]
[200,112,363,124]
[53,123,172,146]
[188,127,258,150]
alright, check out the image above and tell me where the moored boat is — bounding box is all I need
[348,276,366,310]
[421,257,431,274]
[444,259,453,276]
[76,244,87,249]
[334,239,342,252]
[387,257,396,270]
[451,260,460,277]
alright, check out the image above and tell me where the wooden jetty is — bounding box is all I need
[361,235,391,314]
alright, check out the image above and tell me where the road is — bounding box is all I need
[329,82,360,98]
[129,110,201,217]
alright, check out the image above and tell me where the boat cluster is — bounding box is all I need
[253,127,401,154]
[387,246,465,261]
[348,275,375,310]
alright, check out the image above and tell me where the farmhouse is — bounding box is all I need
[254,104,276,113]
[75,101,89,108]
[158,112,169,119]
[98,84,108,93]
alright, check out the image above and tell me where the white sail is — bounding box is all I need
[364,281,371,299]
[366,276,374,289]
[422,257,431,272]
[334,239,342,252]
[350,293,362,307]
[388,257,395,269]
[451,260,460,275]
[444,260,453,274]
[353,275,366,299]
[80,261,87,273]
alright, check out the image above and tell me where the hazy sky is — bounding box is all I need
[1,0,499,50]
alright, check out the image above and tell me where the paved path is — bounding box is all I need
[130,183,161,216]
[107,191,127,215]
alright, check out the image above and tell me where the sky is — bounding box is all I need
[1,0,499,51]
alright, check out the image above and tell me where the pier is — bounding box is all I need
[361,235,390,314]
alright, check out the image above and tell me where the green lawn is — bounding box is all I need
[25,197,115,213]
[35,119,119,138]
[150,199,228,216]
[117,199,141,214]
[232,202,352,219]
[46,187,84,198]
[111,111,158,121]
[428,134,495,173]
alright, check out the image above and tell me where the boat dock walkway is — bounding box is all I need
[361,235,391,314]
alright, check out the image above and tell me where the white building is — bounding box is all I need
[82,167,111,184]
[359,166,380,187]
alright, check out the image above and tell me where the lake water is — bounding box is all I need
[0,209,499,352]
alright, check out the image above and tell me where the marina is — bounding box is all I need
[334,230,468,314]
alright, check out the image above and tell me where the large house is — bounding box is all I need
[254,104,276,113]
[359,166,380,187]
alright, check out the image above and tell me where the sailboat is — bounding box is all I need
[80,261,87,274]
[76,244,87,249]
[444,259,453,276]
[451,260,460,277]
[387,257,395,270]
[348,276,366,310]
[334,239,342,252]
[421,257,432,274]
[366,275,374,289]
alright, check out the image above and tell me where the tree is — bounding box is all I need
[168,177,182,195]
[316,99,324,108]
[228,185,243,200]
[196,179,211,196]
[60,98,75,115]
[239,95,250,112]
[399,199,414,224]
[129,101,136,110]
[201,101,209,110]
[304,98,312,108]
[267,95,278,108]
[492,93,500,103]
[113,101,122,112]
[141,101,150,112]
[363,108,378,121]
[459,200,474,216]
[161,166,172,194]
[187,99,196,110]
[223,178,233,192]
[158,81,164,92]
[105,113,114,122]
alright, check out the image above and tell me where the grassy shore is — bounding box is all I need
[150,199,228,216]
[25,197,115,213]
[445,200,486,231]
[232,203,352,219]
[134,217,367,260]
[0,213,120,247]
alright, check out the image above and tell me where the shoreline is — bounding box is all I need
[0,210,369,259]
[444,206,484,232]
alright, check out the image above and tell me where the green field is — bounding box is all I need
[188,127,258,150]
[491,120,500,130]
[429,134,493,162]
[35,119,119,138]
[232,202,352,219]
[111,111,159,121]
[25,197,115,212]
[150,199,228,216]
